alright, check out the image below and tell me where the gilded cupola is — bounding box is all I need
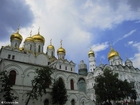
[88,48,95,57]
[32,28,45,44]
[108,45,119,60]
[25,31,34,42]
[47,39,54,50]
[57,40,66,54]
[10,27,23,42]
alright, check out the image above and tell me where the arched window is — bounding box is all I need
[44,99,49,105]
[78,78,86,92]
[65,66,67,70]
[71,99,75,105]
[51,51,53,56]
[38,45,40,52]
[59,77,63,81]
[15,43,17,47]
[9,70,16,85]
[70,79,74,90]
[30,45,32,50]
[82,101,85,105]
[59,65,61,69]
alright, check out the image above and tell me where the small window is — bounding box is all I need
[38,45,41,52]
[65,66,67,70]
[30,45,32,50]
[51,51,53,56]
[12,55,15,60]
[71,67,72,71]
[8,54,11,59]
[15,43,17,47]
[48,62,50,65]
[59,65,61,69]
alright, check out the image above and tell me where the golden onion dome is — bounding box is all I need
[57,46,66,54]
[57,40,66,54]
[25,37,34,42]
[47,39,54,49]
[10,31,23,42]
[32,32,45,44]
[88,49,95,57]
[47,45,54,49]
[108,47,119,60]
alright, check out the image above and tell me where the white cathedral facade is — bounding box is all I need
[0,28,140,105]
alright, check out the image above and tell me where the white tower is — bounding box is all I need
[88,48,96,72]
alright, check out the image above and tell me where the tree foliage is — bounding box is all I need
[0,71,18,105]
[51,78,67,105]
[25,66,53,105]
[94,69,137,103]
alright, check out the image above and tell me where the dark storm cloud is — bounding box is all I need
[105,0,140,11]
[127,0,140,11]
[0,0,34,41]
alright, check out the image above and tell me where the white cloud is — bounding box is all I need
[113,29,136,44]
[131,42,140,68]
[91,42,109,52]
[81,0,140,29]
[128,41,134,45]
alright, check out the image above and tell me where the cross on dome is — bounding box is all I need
[17,24,20,33]
[60,39,63,47]
[50,39,52,45]
[30,30,32,37]
[38,27,40,34]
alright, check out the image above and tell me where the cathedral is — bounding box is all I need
[0,28,140,105]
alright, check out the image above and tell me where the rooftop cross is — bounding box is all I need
[50,39,52,45]
[60,39,63,47]
[30,30,32,37]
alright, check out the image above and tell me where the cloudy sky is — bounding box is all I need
[0,0,140,71]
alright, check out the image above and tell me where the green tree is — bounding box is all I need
[25,66,53,105]
[0,71,18,105]
[94,69,136,104]
[51,78,67,105]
